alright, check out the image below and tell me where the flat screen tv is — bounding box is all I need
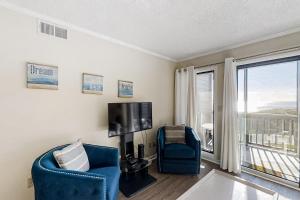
[108,102,152,137]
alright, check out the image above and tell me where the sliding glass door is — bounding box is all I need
[196,71,214,153]
[238,56,300,186]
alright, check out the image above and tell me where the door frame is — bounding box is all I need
[195,65,219,162]
[236,50,300,189]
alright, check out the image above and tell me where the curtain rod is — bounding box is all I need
[190,45,300,69]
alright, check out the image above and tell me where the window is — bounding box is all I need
[238,56,300,183]
[196,71,214,153]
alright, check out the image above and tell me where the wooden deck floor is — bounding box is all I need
[119,160,300,200]
[242,145,299,183]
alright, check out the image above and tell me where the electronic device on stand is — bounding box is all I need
[138,144,144,160]
[108,102,156,197]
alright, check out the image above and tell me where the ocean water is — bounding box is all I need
[27,77,58,85]
[119,88,133,96]
[83,83,103,91]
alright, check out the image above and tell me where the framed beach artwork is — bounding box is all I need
[118,80,133,98]
[27,63,58,90]
[82,73,103,95]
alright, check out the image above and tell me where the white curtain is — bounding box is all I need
[175,66,197,129]
[220,58,241,174]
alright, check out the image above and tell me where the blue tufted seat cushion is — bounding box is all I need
[88,166,120,200]
[164,143,195,159]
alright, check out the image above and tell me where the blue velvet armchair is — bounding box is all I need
[157,126,201,174]
[32,144,120,200]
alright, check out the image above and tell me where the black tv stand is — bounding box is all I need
[119,133,156,197]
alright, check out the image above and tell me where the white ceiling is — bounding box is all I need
[2,0,300,61]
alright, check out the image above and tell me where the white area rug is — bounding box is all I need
[177,169,278,200]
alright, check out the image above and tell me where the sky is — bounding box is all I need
[238,61,298,113]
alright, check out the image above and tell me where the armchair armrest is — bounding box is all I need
[32,157,106,200]
[156,127,165,151]
[156,127,165,172]
[84,144,119,168]
[185,127,201,161]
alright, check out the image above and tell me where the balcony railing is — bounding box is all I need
[239,113,299,154]
[240,113,299,182]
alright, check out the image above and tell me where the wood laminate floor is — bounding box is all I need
[119,160,300,200]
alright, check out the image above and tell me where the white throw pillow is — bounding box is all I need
[53,140,90,172]
[165,125,186,144]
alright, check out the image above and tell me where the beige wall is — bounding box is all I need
[179,31,300,162]
[0,7,175,200]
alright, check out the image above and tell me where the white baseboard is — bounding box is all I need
[145,154,157,161]
[202,157,220,165]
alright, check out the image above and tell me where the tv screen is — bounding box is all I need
[108,102,152,137]
[139,102,152,130]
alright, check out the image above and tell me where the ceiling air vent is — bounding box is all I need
[38,20,68,40]
[55,26,68,39]
[40,21,54,36]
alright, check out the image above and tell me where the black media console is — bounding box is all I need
[119,133,156,197]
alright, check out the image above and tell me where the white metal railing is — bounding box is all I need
[239,113,299,154]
